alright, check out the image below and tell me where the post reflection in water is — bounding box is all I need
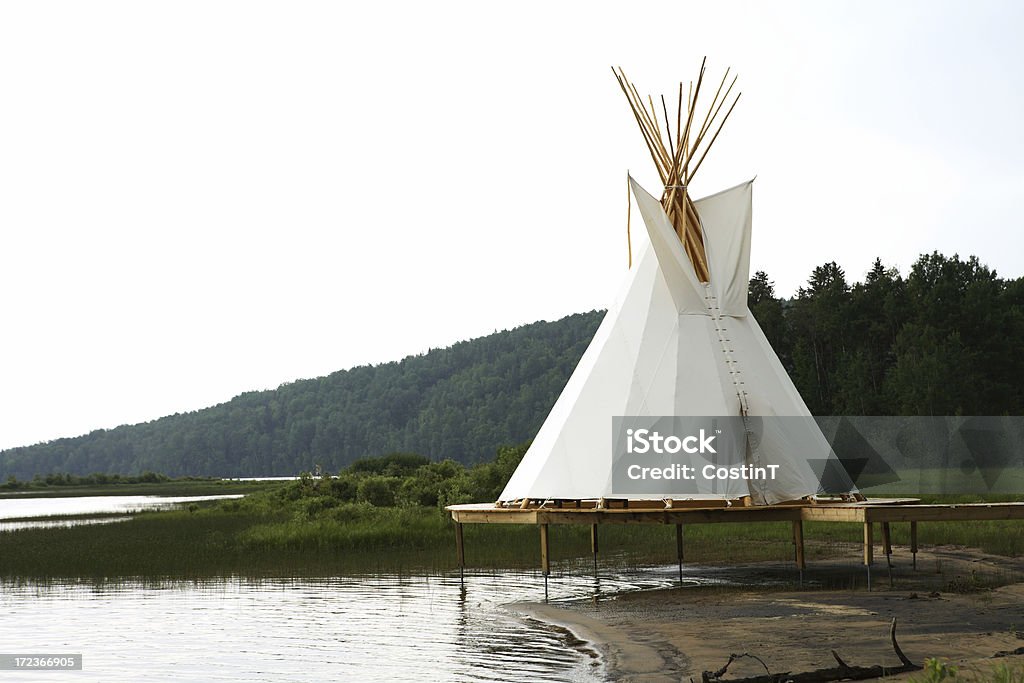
[1,561,731,682]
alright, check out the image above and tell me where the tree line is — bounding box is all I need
[750,253,1023,416]
[0,312,601,479]
[1,252,1021,479]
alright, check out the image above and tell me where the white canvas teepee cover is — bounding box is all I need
[500,178,845,505]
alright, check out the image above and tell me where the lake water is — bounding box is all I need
[0,495,718,681]
[0,494,244,531]
[0,565,706,682]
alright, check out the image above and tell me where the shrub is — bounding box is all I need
[328,475,358,502]
[294,496,340,521]
[356,476,400,507]
[349,453,430,477]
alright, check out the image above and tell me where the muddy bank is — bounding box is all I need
[516,545,1024,682]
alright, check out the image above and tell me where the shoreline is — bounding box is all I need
[517,601,678,681]
[515,546,1024,682]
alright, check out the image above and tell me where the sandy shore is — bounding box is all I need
[515,545,1024,681]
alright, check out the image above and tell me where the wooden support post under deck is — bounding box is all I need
[455,522,465,584]
[863,522,874,590]
[675,524,684,585]
[540,524,550,575]
[540,523,550,602]
[590,524,599,578]
[792,520,806,573]
[910,521,918,570]
[882,522,894,588]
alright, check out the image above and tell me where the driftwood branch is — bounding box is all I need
[707,653,771,680]
[701,618,921,683]
[889,616,915,667]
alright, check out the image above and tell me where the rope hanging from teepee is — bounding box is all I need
[626,172,633,268]
[614,60,741,283]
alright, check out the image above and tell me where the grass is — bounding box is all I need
[1,487,1022,581]
[911,658,1024,683]
[0,489,818,579]
[861,468,1024,497]
[801,519,1024,558]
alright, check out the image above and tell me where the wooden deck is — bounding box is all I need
[446,500,1024,591]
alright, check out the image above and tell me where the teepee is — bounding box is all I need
[499,63,854,506]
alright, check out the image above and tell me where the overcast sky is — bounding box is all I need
[2,1,1022,450]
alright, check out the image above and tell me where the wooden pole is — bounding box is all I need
[540,523,550,574]
[863,522,874,591]
[590,523,599,579]
[613,61,738,285]
[792,520,806,586]
[910,521,918,570]
[882,522,894,587]
[540,524,550,602]
[686,93,742,183]
[455,522,465,586]
[675,523,684,585]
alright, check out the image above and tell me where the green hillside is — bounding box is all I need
[0,311,603,479]
[3,251,1022,480]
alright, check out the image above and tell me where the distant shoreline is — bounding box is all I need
[0,478,285,499]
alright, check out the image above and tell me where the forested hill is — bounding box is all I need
[3,251,1023,480]
[0,312,604,479]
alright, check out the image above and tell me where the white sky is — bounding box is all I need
[2,1,1022,451]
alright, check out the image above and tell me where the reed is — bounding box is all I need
[2,491,1021,580]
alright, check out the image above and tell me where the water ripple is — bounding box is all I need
[0,561,742,682]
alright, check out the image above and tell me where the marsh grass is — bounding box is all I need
[1,486,1021,580]
[864,469,1024,498]
[0,494,808,579]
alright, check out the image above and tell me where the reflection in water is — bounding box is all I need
[0,495,245,521]
[0,516,132,532]
[0,562,729,682]
[1,573,590,682]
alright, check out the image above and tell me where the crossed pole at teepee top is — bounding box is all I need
[614,59,741,282]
